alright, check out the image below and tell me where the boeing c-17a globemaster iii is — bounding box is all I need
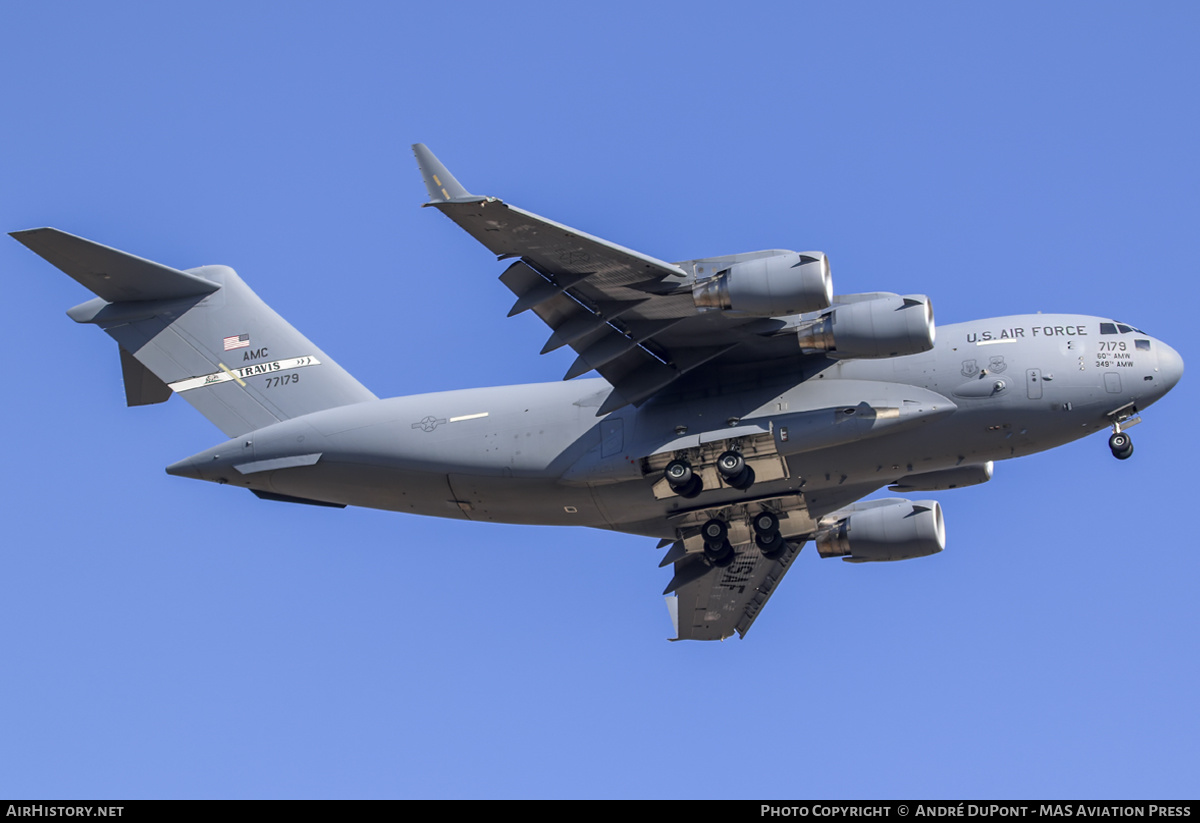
[13,145,1184,640]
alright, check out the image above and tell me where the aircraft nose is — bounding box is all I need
[1156,340,1184,394]
[165,454,204,480]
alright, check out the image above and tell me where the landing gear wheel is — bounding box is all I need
[703,540,735,567]
[730,465,755,491]
[665,458,693,486]
[701,518,729,544]
[1109,432,1134,460]
[755,532,787,560]
[716,450,756,491]
[717,450,746,478]
[701,518,734,566]
[751,511,779,537]
[752,511,785,558]
[665,459,704,498]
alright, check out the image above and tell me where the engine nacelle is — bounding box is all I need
[815,499,945,563]
[692,251,832,316]
[796,294,935,359]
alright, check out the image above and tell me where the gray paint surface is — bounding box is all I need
[13,150,1184,641]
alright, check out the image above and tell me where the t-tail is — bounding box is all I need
[12,228,376,437]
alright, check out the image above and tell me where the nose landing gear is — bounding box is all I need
[1109,430,1134,460]
[1105,403,1140,461]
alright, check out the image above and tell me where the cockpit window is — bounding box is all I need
[1108,321,1147,335]
[1135,339,1151,351]
[1100,323,1118,335]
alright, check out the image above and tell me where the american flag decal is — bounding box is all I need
[223,334,250,351]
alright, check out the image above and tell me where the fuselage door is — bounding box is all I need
[1026,368,1043,400]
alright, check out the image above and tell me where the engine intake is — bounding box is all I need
[692,251,832,316]
[815,500,945,563]
[796,294,935,359]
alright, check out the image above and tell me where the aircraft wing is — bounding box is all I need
[658,480,893,640]
[664,538,805,641]
[413,144,798,414]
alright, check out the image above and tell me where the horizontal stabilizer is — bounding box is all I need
[10,228,220,303]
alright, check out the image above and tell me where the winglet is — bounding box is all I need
[412,143,473,203]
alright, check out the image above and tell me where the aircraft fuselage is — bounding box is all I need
[167,313,1183,539]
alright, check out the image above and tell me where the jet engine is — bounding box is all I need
[692,251,832,316]
[815,500,945,563]
[796,294,935,358]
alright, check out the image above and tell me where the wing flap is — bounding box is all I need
[540,299,647,353]
[565,329,648,379]
[499,260,594,317]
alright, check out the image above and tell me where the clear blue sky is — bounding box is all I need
[2,1,1197,799]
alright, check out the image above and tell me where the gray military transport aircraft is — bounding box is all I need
[14,144,1184,640]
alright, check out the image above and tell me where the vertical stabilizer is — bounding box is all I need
[14,228,377,437]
